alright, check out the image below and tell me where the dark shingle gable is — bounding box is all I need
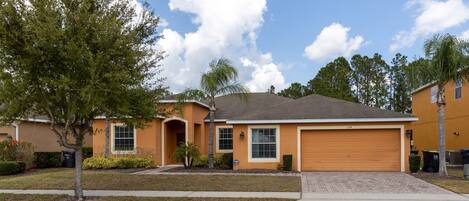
[210,93,412,121]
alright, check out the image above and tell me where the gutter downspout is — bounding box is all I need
[12,122,19,141]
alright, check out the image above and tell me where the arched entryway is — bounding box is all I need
[161,117,188,166]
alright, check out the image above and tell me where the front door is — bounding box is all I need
[176,133,185,147]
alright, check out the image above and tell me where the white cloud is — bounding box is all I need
[241,53,287,91]
[303,23,365,61]
[390,0,469,52]
[460,29,469,40]
[157,0,287,92]
[159,18,169,28]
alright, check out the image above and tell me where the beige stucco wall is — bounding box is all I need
[0,121,93,152]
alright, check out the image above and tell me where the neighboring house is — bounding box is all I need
[410,78,469,153]
[0,117,93,152]
[92,93,417,172]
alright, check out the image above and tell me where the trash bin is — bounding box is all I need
[462,149,469,179]
[423,150,439,172]
[62,151,75,168]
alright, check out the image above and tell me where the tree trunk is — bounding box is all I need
[438,103,448,176]
[104,116,110,158]
[208,108,215,169]
[74,148,84,200]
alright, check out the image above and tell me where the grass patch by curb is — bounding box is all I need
[413,167,469,194]
[0,194,295,201]
[0,168,301,192]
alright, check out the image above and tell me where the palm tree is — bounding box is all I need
[424,34,469,176]
[178,58,249,168]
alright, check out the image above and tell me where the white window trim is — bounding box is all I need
[431,86,438,103]
[111,123,137,154]
[216,125,233,153]
[296,125,405,172]
[248,125,280,163]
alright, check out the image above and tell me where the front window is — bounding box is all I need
[455,78,462,99]
[113,124,135,152]
[217,127,233,152]
[250,127,278,161]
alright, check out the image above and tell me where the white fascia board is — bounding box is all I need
[94,115,165,120]
[23,118,50,123]
[411,81,437,95]
[226,117,418,124]
[203,119,227,123]
[159,100,210,109]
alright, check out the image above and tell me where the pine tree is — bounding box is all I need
[307,57,356,102]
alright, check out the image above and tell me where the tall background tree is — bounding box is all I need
[423,34,469,176]
[307,57,356,102]
[267,85,276,94]
[350,54,388,108]
[278,82,310,99]
[178,58,248,168]
[0,0,165,199]
[388,53,412,113]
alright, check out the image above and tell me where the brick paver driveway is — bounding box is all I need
[301,172,468,201]
[301,172,449,193]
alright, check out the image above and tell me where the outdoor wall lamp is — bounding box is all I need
[453,131,460,136]
[240,131,245,139]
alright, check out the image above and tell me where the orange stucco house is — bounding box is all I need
[410,78,469,155]
[93,93,417,172]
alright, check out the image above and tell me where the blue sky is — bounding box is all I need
[147,0,469,92]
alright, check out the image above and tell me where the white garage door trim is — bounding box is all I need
[297,125,405,172]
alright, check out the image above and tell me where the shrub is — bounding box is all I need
[0,161,23,175]
[193,155,208,167]
[0,140,17,161]
[282,154,292,171]
[172,143,200,169]
[409,155,421,173]
[213,154,224,168]
[15,142,35,170]
[82,157,153,169]
[34,152,62,168]
[82,147,93,160]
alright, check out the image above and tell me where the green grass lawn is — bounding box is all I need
[413,167,469,194]
[0,194,295,201]
[0,168,301,192]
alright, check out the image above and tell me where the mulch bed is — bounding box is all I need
[163,167,298,174]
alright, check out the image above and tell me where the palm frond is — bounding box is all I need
[216,82,250,102]
[200,58,239,96]
[424,34,469,85]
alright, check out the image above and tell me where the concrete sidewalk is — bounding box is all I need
[0,189,301,199]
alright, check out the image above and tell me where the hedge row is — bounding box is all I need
[82,157,153,169]
[0,161,25,175]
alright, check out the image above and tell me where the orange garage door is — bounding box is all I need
[301,129,400,171]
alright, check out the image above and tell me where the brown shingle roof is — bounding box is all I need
[231,94,413,120]
[210,93,293,120]
[210,93,412,121]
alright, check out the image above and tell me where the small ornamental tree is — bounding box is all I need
[172,143,200,169]
[0,0,165,199]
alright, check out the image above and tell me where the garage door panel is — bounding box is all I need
[301,129,400,172]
